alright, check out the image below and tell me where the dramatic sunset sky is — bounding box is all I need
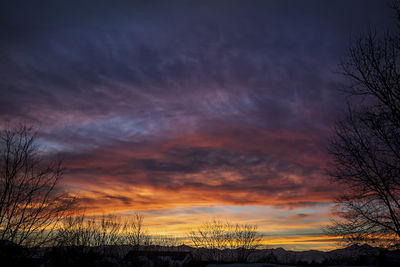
[0,0,394,250]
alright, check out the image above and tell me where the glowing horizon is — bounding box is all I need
[0,0,393,251]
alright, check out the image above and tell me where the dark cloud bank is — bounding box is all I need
[0,0,394,209]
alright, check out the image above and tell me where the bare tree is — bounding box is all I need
[56,213,125,247]
[326,1,400,248]
[56,214,93,247]
[229,224,261,262]
[56,212,151,257]
[124,212,150,247]
[0,125,75,247]
[189,220,229,251]
[189,219,261,262]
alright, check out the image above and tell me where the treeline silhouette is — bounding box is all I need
[0,125,262,266]
[189,219,261,262]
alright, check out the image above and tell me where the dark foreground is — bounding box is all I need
[1,241,399,267]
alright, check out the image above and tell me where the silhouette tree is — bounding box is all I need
[326,1,400,248]
[56,212,151,252]
[189,219,261,262]
[56,213,125,248]
[124,212,151,247]
[0,125,75,247]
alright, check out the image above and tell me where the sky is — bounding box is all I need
[0,0,395,250]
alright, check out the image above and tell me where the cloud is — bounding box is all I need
[0,0,393,250]
[56,123,338,212]
[1,0,369,128]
